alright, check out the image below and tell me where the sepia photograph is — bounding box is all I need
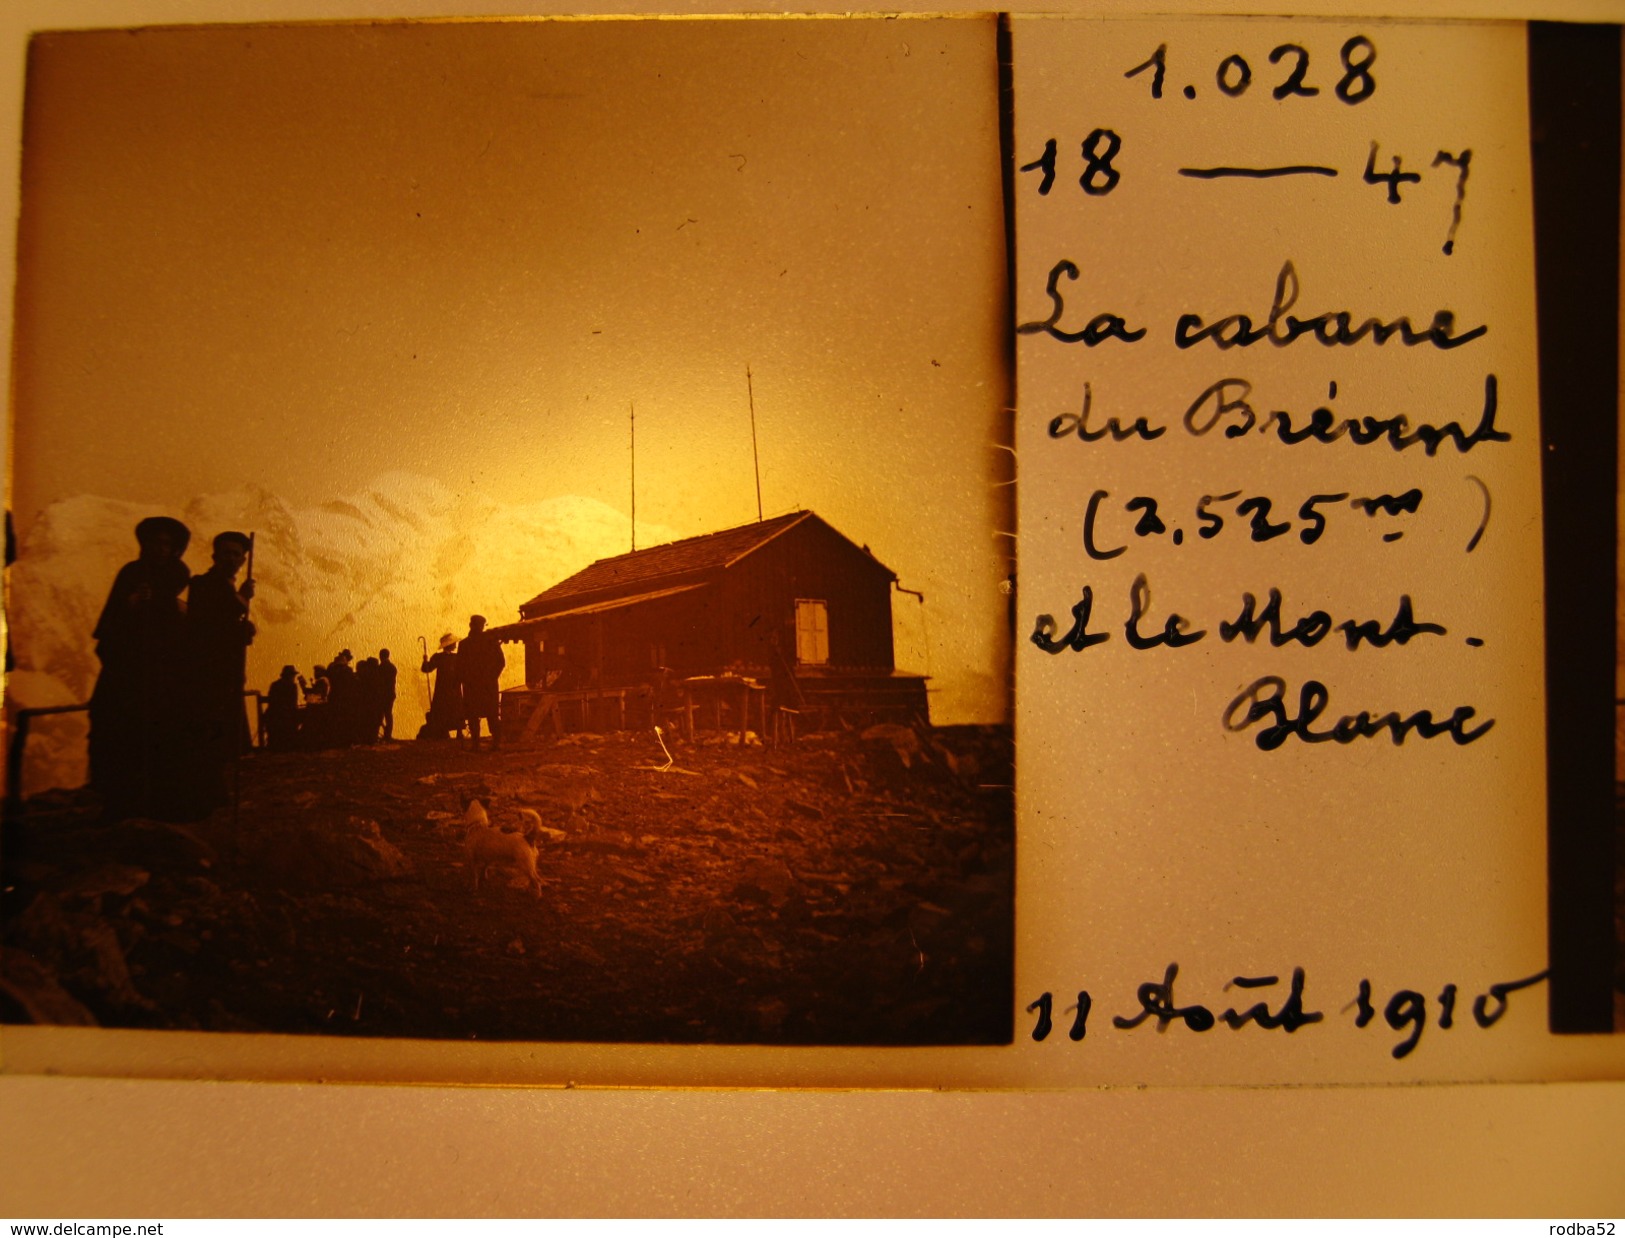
[0,15,1015,1049]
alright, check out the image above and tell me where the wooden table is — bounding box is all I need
[678,674,768,744]
[509,686,645,734]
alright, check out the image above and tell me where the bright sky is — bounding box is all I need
[10,16,1011,720]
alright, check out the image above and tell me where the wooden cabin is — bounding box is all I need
[490,511,929,734]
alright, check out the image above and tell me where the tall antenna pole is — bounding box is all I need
[630,400,637,552]
[747,365,763,522]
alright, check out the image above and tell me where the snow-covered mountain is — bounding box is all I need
[6,477,671,794]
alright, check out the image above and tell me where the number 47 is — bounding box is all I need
[1363,141,1474,255]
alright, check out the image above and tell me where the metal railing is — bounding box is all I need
[4,690,263,811]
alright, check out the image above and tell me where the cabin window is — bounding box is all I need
[794,598,829,665]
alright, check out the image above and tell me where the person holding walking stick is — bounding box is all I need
[417,634,432,719]
[186,530,256,816]
[419,632,462,741]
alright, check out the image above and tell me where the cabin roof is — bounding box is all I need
[520,582,709,622]
[519,510,893,616]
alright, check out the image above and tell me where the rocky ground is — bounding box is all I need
[1,723,1013,1045]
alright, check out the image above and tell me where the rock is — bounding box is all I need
[929,740,981,782]
[59,863,150,900]
[127,818,221,862]
[861,723,923,769]
[241,816,411,886]
[0,947,100,1025]
[570,831,635,853]
[11,894,152,1011]
[755,997,791,1030]
[700,906,737,934]
[349,818,413,878]
[205,997,264,1033]
[736,859,796,906]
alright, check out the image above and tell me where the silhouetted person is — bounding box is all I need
[325,649,358,744]
[263,665,300,752]
[459,615,505,750]
[299,665,329,706]
[355,656,382,744]
[377,648,398,741]
[88,515,192,819]
[187,530,255,814]
[420,633,461,740]
[298,664,332,748]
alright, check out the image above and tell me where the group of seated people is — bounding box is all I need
[260,648,399,751]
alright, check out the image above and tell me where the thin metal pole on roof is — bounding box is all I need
[630,400,636,553]
[747,365,763,522]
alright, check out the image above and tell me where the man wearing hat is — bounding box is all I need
[187,530,256,811]
[420,632,462,740]
[459,614,505,750]
[262,665,301,752]
[88,515,192,818]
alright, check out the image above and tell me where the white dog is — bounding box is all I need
[464,821,542,896]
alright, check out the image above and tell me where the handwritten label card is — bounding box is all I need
[4,13,1623,1095]
[1010,18,1611,1083]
